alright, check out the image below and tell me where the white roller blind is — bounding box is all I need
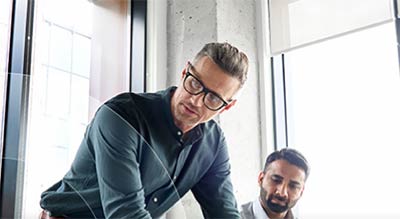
[269,0,395,54]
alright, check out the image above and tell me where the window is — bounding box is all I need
[20,0,131,218]
[284,23,400,217]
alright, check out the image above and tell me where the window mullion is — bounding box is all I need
[0,0,35,218]
[271,54,288,150]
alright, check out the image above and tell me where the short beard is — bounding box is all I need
[266,197,288,213]
[260,188,289,214]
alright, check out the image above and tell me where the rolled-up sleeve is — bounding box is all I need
[88,105,152,219]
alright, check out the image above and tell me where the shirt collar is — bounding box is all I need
[253,199,270,219]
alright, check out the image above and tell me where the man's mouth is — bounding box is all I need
[182,103,198,115]
[271,196,287,205]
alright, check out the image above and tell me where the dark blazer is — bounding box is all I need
[240,202,254,219]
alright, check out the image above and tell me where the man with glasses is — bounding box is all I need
[240,148,309,219]
[40,42,248,219]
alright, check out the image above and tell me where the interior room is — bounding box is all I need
[1,0,399,218]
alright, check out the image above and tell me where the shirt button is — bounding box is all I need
[173,175,177,181]
[177,131,182,136]
[153,197,158,203]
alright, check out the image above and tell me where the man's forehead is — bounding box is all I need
[192,56,224,76]
[190,57,241,99]
[266,159,306,181]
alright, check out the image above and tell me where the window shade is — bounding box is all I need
[269,0,395,55]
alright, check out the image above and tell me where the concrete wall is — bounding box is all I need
[154,0,263,218]
[215,0,261,207]
[166,0,218,85]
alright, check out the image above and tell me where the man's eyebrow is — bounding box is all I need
[188,65,203,81]
[289,180,302,186]
[271,174,302,186]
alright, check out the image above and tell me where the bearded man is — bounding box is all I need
[240,148,310,219]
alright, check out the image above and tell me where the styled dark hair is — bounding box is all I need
[193,42,249,87]
[263,148,310,180]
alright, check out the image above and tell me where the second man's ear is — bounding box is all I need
[258,171,265,186]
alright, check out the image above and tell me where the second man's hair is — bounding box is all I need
[264,148,310,180]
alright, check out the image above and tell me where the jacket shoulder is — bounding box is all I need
[240,202,254,219]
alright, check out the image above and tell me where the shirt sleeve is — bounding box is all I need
[87,105,152,219]
[191,134,240,219]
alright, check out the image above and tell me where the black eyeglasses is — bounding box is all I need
[183,64,229,111]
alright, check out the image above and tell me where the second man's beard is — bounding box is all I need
[260,188,289,214]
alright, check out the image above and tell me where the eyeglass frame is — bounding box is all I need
[183,62,231,111]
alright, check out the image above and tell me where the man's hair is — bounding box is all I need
[193,42,249,87]
[263,148,310,180]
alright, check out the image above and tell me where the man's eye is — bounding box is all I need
[271,177,282,184]
[190,79,202,90]
[207,94,221,104]
[289,184,301,190]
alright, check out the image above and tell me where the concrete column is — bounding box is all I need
[216,0,261,208]
[166,0,218,85]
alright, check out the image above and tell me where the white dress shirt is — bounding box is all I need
[252,199,270,219]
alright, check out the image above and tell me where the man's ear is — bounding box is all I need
[299,185,305,197]
[219,99,237,114]
[180,61,191,79]
[258,171,265,186]
[181,68,186,79]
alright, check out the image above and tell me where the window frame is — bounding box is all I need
[0,0,148,217]
[0,0,34,217]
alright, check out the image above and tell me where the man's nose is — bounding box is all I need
[276,184,289,198]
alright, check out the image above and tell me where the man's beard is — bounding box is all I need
[260,188,289,213]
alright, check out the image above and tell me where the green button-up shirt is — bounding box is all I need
[40,87,239,219]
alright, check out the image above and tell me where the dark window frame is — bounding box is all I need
[394,0,400,64]
[270,55,288,150]
[131,0,147,93]
[0,0,35,217]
